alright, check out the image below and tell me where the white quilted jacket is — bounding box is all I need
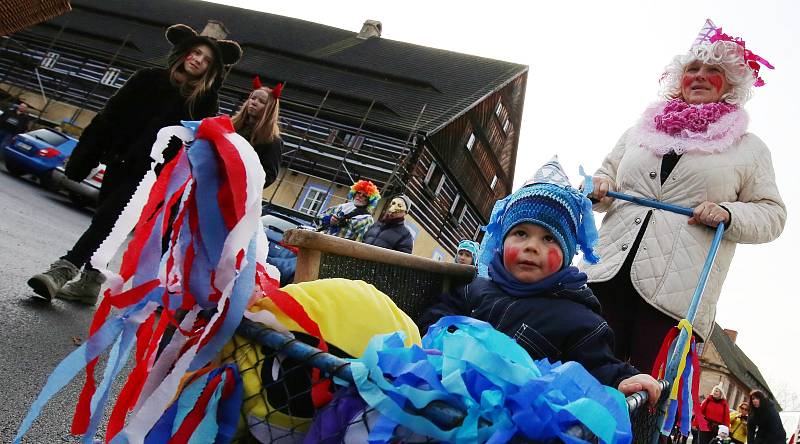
[580,130,786,340]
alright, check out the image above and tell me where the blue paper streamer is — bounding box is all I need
[348,316,632,444]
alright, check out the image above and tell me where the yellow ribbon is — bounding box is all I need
[668,319,693,400]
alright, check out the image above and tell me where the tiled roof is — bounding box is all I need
[0,0,70,36]
[709,323,778,404]
[35,0,527,135]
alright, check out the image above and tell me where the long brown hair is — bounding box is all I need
[168,43,219,118]
[230,88,281,145]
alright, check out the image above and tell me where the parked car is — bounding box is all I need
[1,127,78,189]
[781,411,800,444]
[261,204,314,287]
[50,161,105,207]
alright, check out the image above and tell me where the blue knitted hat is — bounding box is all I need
[477,157,600,277]
[455,240,479,264]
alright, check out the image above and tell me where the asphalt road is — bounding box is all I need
[0,161,120,443]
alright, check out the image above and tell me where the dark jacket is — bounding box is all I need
[238,130,283,188]
[65,67,218,197]
[0,108,30,134]
[418,277,639,387]
[748,401,786,444]
[362,218,413,253]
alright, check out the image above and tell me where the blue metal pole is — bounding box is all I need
[606,191,694,217]
[648,223,725,444]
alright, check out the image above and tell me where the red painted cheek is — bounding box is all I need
[682,75,695,89]
[708,74,724,92]
[503,247,519,268]
[547,248,562,273]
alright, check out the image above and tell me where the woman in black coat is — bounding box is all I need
[230,76,283,188]
[27,24,242,305]
[363,195,414,254]
[748,390,786,444]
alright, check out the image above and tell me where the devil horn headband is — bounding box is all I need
[251,75,284,100]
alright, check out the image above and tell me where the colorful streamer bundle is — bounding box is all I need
[650,320,702,437]
[145,364,243,443]
[14,115,277,444]
[347,316,632,444]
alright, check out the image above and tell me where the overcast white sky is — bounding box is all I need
[211,0,800,404]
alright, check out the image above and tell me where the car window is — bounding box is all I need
[261,215,300,234]
[28,128,68,146]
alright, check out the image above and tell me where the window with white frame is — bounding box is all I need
[449,195,460,214]
[298,186,328,216]
[465,132,476,151]
[405,219,420,240]
[474,223,483,241]
[495,101,505,117]
[490,175,498,189]
[40,52,59,68]
[458,204,468,224]
[424,161,446,196]
[100,67,121,86]
[343,133,364,151]
[501,115,511,134]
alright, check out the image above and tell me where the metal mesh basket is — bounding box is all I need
[219,320,441,443]
[218,319,652,443]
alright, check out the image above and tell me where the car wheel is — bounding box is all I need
[4,161,25,176]
[68,192,92,208]
[38,172,60,191]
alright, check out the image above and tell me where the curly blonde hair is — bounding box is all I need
[660,40,755,105]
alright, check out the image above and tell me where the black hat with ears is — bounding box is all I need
[165,24,242,83]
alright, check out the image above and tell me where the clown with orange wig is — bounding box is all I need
[316,179,380,241]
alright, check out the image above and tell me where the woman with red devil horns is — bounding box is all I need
[231,75,284,187]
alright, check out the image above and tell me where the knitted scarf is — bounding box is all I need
[487,254,588,298]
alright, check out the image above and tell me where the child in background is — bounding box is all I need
[454,239,479,265]
[419,158,661,400]
[709,425,732,444]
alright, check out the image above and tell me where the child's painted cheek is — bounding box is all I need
[682,75,694,89]
[708,74,724,92]
[547,248,562,273]
[503,247,519,267]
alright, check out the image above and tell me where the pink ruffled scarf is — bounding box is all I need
[629,99,749,155]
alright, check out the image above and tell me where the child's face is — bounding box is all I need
[456,250,473,265]
[502,223,563,283]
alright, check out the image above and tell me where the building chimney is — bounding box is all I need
[723,329,738,344]
[357,20,382,40]
[201,19,229,40]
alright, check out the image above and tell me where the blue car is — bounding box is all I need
[2,128,78,189]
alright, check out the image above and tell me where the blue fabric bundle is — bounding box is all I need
[347,316,632,444]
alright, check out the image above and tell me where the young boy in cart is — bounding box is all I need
[420,158,662,401]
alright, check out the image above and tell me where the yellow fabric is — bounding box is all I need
[668,319,693,401]
[730,411,748,443]
[252,278,422,353]
[221,278,421,435]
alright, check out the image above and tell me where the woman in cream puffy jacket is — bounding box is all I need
[583,21,786,371]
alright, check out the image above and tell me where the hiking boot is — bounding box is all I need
[56,268,106,305]
[27,259,79,301]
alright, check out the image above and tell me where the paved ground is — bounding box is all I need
[0,161,121,443]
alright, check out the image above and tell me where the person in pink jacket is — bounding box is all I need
[582,20,786,371]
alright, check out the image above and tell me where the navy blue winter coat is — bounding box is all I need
[418,277,639,387]
[362,218,413,253]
